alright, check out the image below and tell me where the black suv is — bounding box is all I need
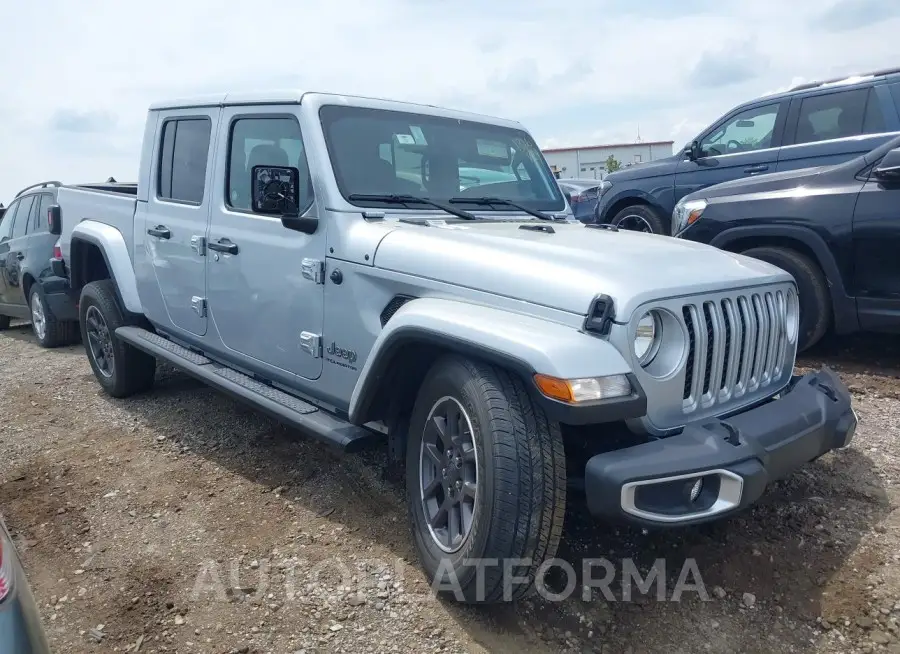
[0,181,78,347]
[594,67,900,233]
[674,134,900,351]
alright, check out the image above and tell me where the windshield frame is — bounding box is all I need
[318,104,565,214]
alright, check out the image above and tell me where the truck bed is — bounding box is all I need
[57,185,138,263]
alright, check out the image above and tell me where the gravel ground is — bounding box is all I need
[1,322,898,654]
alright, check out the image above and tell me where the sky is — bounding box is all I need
[1,0,899,202]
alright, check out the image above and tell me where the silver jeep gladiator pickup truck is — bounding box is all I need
[56,90,857,603]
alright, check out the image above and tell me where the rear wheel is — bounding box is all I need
[741,246,831,351]
[406,355,566,603]
[79,280,156,397]
[610,204,667,234]
[29,285,78,348]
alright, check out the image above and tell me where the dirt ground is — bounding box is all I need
[1,322,898,654]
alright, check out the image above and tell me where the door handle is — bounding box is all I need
[147,225,171,239]
[744,164,769,174]
[15,252,24,261]
[208,238,239,255]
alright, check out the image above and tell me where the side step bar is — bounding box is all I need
[115,327,379,453]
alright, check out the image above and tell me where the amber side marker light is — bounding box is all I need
[534,374,631,403]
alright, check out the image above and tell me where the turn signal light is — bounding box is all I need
[534,374,631,403]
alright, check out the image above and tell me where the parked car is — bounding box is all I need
[0,517,52,653]
[593,66,900,233]
[57,90,855,603]
[556,178,602,222]
[673,133,900,351]
[0,181,80,347]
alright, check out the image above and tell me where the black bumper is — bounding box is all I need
[584,367,857,527]
[41,268,78,322]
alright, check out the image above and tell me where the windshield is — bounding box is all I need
[320,105,565,212]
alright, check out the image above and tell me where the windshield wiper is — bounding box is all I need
[448,197,554,221]
[348,194,477,221]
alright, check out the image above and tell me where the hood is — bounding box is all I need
[373,220,791,320]
[686,165,831,202]
[604,155,680,182]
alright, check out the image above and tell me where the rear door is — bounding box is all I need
[3,195,37,307]
[139,111,219,337]
[777,85,897,172]
[673,100,788,204]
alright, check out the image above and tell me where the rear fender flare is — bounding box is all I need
[70,220,142,314]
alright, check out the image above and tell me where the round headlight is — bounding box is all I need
[786,289,800,344]
[634,311,661,365]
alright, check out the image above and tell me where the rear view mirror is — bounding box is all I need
[251,165,318,235]
[736,119,755,128]
[48,204,62,236]
[873,148,900,182]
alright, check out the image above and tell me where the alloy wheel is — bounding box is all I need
[85,305,114,378]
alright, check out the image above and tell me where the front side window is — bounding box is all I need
[795,88,870,145]
[701,103,780,156]
[157,118,212,204]
[11,196,34,239]
[320,105,564,212]
[227,117,312,212]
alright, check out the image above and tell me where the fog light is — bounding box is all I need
[688,478,703,503]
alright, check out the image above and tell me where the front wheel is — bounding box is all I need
[610,204,667,234]
[406,355,566,604]
[79,280,156,397]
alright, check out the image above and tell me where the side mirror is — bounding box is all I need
[685,140,703,161]
[251,165,318,234]
[873,148,900,182]
[48,204,62,236]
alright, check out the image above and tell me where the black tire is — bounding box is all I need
[741,246,831,351]
[610,204,667,234]
[79,280,156,397]
[406,355,566,604]
[29,285,78,348]
[0,314,9,330]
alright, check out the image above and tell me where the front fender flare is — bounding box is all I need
[70,220,143,314]
[349,298,646,426]
[710,224,858,334]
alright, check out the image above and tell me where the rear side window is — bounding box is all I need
[795,88,871,144]
[28,194,52,234]
[0,201,17,241]
[157,118,212,204]
[11,196,34,238]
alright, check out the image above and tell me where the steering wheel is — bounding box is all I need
[726,139,742,151]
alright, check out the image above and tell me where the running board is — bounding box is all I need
[115,327,379,452]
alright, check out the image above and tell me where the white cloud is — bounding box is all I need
[1,0,899,200]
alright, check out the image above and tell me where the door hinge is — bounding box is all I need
[299,331,322,358]
[301,258,326,284]
[191,296,207,318]
[191,235,207,256]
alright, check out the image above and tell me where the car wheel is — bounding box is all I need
[610,204,667,234]
[741,246,831,351]
[406,355,566,603]
[29,285,78,348]
[79,279,156,397]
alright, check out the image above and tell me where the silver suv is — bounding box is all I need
[55,91,857,603]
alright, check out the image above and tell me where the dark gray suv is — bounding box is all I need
[0,181,79,347]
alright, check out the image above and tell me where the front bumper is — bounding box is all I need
[584,367,856,527]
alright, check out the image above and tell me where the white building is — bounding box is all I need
[542,141,674,180]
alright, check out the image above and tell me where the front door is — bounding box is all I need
[674,100,787,204]
[139,111,219,336]
[205,108,325,380]
[0,198,19,306]
[852,159,900,330]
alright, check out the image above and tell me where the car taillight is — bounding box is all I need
[0,529,13,602]
[53,245,63,259]
[570,194,583,203]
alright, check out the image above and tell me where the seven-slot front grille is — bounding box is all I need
[681,289,789,413]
